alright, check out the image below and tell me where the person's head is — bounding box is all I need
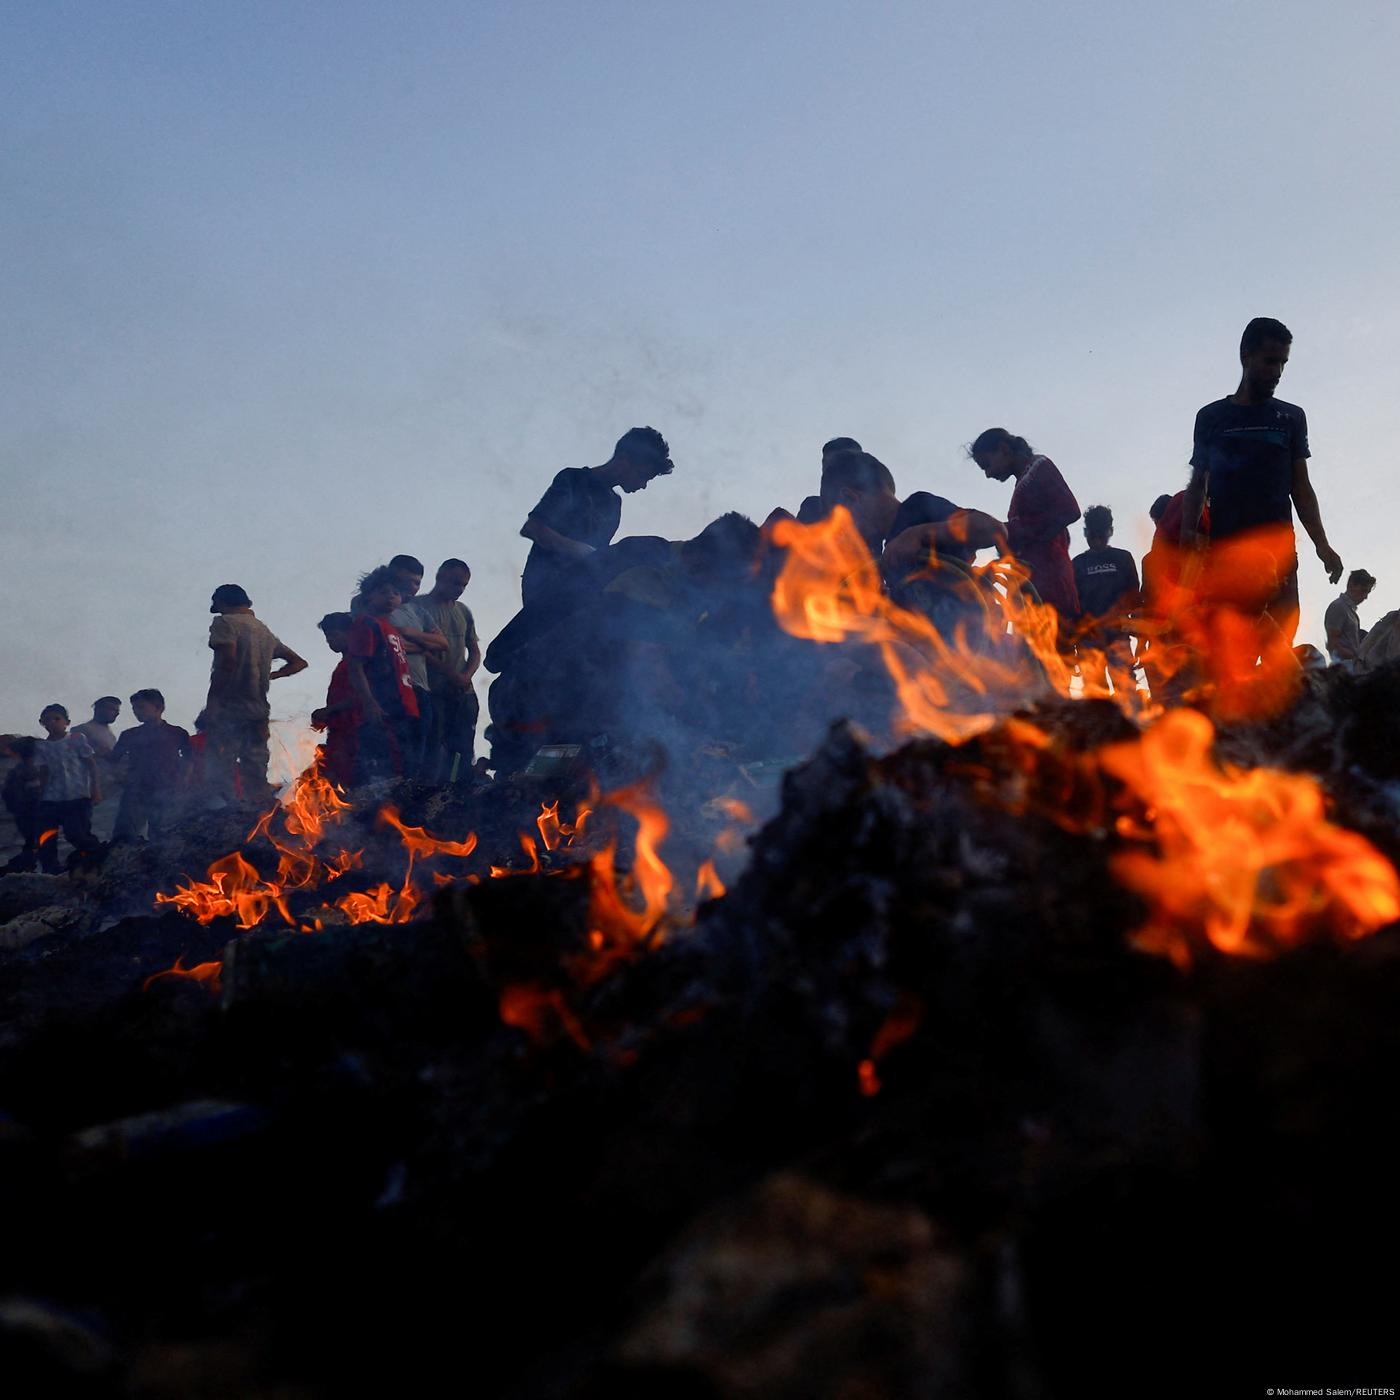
[820,450,900,544]
[1347,569,1377,604]
[821,437,862,472]
[318,611,355,654]
[355,565,403,617]
[210,583,253,615]
[39,704,69,737]
[432,558,472,601]
[680,513,763,585]
[1083,504,1114,549]
[969,428,1033,482]
[9,735,37,762]
[795,494,829,525]
[1239,317,1293,399]
[91,696,121,725]
[193,709,210,733]
[1149,493,1173,524]
[129,688,166,723]
[388,554,424,600]
[610,426,673,493]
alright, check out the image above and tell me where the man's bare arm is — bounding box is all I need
[1291,458,1343,583]
[884,510,1007,575]
[270,644,308,680]
[521,516,596,559]
[1179,468,1208,548]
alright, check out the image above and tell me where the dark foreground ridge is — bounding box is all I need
[2,660,1400,1396]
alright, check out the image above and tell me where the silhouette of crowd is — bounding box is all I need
[1,316,1380,872]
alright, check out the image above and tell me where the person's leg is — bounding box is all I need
[36,802,65,872]
[61,799,102,862]
[205,712,241,803]
[7,806,40,871]
[411,690,433,779]
[113,787,145,841]
[236,715,272,798]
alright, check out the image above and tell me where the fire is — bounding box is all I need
[770,509,1064,742]
[586,778,675,959]
[156,851,293,929]
[535,799,591,852]
[335,877,422,925]
[695,859,726,901]
[857,993,925,1097]
[498,983,592,1052]
[1098,709,1400,966]
[377,806,478,861]
[38,828,60,848]
[143,956,223,993]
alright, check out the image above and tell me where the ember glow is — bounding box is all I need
[143,956,223,993]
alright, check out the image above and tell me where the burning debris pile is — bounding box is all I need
[3,514,1400,1395]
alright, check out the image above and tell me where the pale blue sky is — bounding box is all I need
[4,0,1398,732]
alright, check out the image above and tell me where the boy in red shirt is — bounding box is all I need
[311,613,360,789]
[345,568,420,783]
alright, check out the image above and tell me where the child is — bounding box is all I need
[311,613,360,789]
[2,737,46,873]
[110,690,191,841]
[345,567,420,783]
[35,704,104,871]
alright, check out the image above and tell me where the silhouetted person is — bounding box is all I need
[520,427,674,605]
[794,437,863,523]
[111,690,191,841]
[1324,569,1376,664]
[1073,505,1140,690]
[2,737,45,873]
[312,613,359,789]
[414,559,482,781]
[204,584,308,804]
[969,428,1081,623]
[1182,317,1342,642]
[1149,494,1173,527]
[345,566,420,783]
[72,697,121,757]
[35,704,104,870]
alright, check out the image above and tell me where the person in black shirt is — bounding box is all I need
[1181,318,1342,641]
[519,426,674,605]
[111,689,191,841]
[1072,505,1140,692]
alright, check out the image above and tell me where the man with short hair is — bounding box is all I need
[1073,505,1140,691]
[520,426,674,605]
[414,559,482,782]
[204,584,307,802]
[72,697,121,757]
[1182,318,1343,641]
[111,690,191,841]
[1324,569,1377,664]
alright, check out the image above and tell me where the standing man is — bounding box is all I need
[35,704,104,869]
[204,584,307,803]
[1072,505,1141,690]
[72,697,121,757]
[1324,569,1377,664]
[1181,317,1343,641]
[520,426,674,605]
[415,559,482,782]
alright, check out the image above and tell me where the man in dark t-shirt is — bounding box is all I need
[520,426,674,605]
[1181,318,1342,640]
[1072,505,1140,692]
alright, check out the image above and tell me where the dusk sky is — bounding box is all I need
[4,1,1398,743]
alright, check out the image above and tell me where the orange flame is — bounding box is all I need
[156,852,294,929]
[335,875,423,925]
[695,859,726,901]
[857,993,925,1096]
[771,509,1070,741]
[586,778,675,959]
[37,827,60,848]
[143,956,223,993]
[1097,709,1400,966]
[498,983,592,1051]
[377,806,478,861]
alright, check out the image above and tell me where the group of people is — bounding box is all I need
[2,316,1382,873]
